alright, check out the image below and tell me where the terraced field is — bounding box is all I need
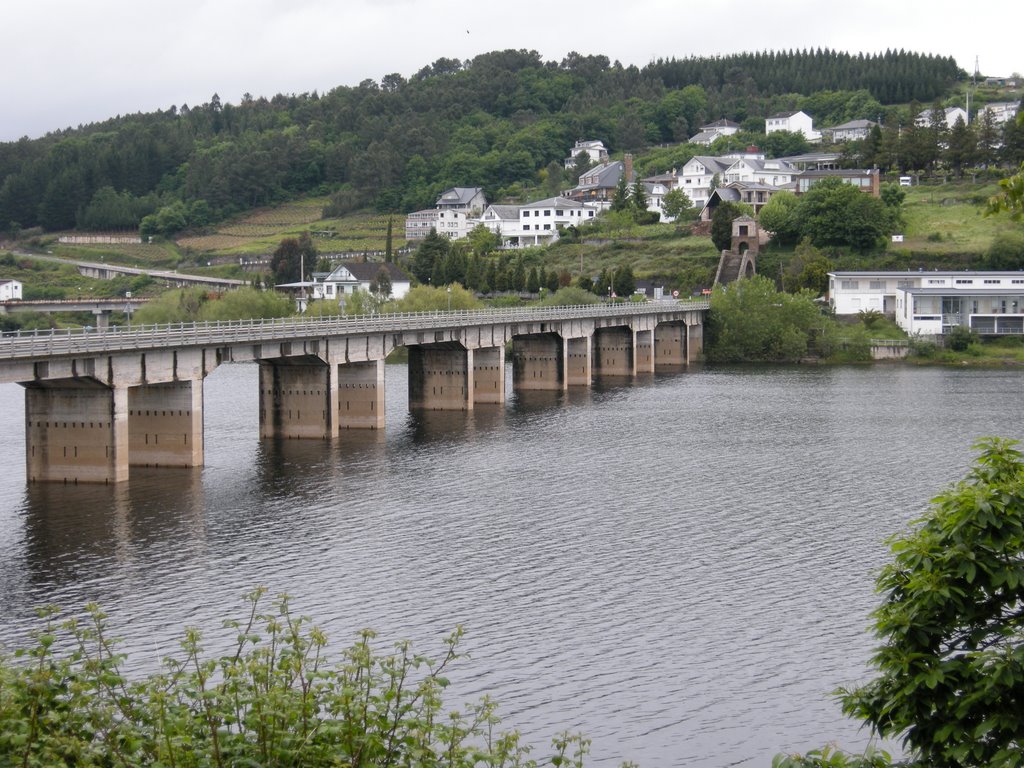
[175,200,409,257]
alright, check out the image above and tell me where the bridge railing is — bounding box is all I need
[0,300,709,360]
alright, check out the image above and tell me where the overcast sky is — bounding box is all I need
[2,0,1021,143]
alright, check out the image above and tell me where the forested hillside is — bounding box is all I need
[0,49,964,235]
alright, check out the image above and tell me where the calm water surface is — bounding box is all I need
[1,363,1022,766]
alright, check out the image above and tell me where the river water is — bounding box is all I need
[0,362,1022,766]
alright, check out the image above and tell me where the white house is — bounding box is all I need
[915,107,969,129]
[765,110,821,141]
[0,279,23,301]
[479,204,522,240]
[829,270,1024,336]
[825,119,877,142]
[435,187,487,215]
[313,262,412,302]
[676,155,734,208]
[564,139,609,169]
[688,119,741,146]
[512,197,599,247]
[722,157,797,187]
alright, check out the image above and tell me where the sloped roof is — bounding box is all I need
[686,156,733,174]
[436,187,484,205]
[701,119,740,130]
[522,196,586,209]
[829,119,876,131]
[326,262,411,282]
[483,204,521,220]
[572,160,625,190]
[688,130,722,145]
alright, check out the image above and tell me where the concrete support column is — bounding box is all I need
[512,335,565,391]
[654,323,687,369]
[259,359,331,438]
[25,382,129,484]
[337,359,385,429]
[635,329,655,373]
[687,321,704,363]
[92,309,111,329]
[593,327,634,378]
[408,346,473,410]
[128,380,204,467]
[473,346,505,405]
[565,336,592,387]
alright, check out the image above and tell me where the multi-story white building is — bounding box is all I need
[829,270,1024,336]
[511,197,599,247]
[404,208,473,241]
[765,110,821,141]
[978,102,1019,126]
[676,155,734,208]
[564,139,609,169]
[722,157,797,187]
[688,119,741,146]
[825,119,877,142]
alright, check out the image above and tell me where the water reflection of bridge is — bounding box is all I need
[0,302,708,484]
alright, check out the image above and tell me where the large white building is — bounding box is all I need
[0,279,23,301]
[766,110,821,141]
[829,270,1024,336]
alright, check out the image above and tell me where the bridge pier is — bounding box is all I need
[635,329,655,373]
[687,321,704,363]
[128,380,204,467]
[473,346,505,405]
[25,381,129,484]
[593,327,634,377]
[654,323,687,368]
[512,334,565,391]
[259,358,331,438]
[408,345,473,410]
[336,359,385,429]
[566,336,592,387]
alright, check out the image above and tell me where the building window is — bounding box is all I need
[984,279,1000,284]
[841,280,859,290]
[869,280,884,290]
[544,210,551,216]
[897,280,913,288]
[543,224,551,230]
[955,279,974,285]
[928,279,944,285]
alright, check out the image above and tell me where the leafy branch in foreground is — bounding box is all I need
[0,588,604,767]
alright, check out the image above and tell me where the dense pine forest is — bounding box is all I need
[0,49,970,235]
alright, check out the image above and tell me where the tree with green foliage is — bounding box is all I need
[545,267,560,293]
[131,288,209,324]
[706,275,825,362]
[612,264,636,298]
[0,589,599,768]
[269,232,317,285]
[526,266,540,294]
[945,115,977,176]
[758,191,802,246]
[710,201,744,252]
[661,189,694,222]
[610,174,631,212]
[198,287,294,321]
[631,181,648,214]
[983,231,1024,270]
[369,265,393,299]
[840,437,1024,768]
[987,161,1024,222]
[537,286,600,306]
[385,283,482,313]
[797,177,893,251]
[411,229,449,284]
[783,238,833,295]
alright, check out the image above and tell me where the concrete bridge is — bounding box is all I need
[0,301,708,484]
[0,297,150,327]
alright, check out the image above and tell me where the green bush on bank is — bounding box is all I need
[0,589,618,767]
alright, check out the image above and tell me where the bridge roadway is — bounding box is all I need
[0,300,708,484]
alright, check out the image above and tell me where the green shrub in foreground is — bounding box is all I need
[0,588,611,767]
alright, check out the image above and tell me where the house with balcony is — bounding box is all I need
[766,110,821,141]
[795,168,881,196]
[723,157,797,187]
[435,187,487,215]
[675,155,733,209]
[563,156,634,206]
[404,208,473,241]
[824,119,877,142]
[564,139,609,169]
[829,270,1024,336]
[511,197,599,247]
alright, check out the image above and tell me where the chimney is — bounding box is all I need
[624,153,633,182]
